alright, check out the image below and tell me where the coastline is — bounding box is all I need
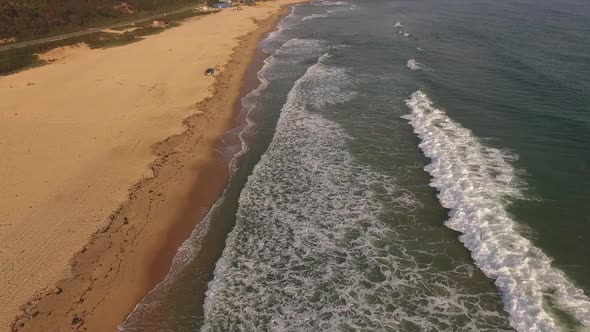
[0,1,308,331]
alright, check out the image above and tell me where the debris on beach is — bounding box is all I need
[204,68,215,76]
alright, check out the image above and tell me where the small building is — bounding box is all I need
[152,19,170,28]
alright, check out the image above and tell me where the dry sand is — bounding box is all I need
[0,1,307,330]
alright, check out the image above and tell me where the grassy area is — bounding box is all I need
[110,24,139,31]
[0,10,211,76]
[0,48,45,74]
[6,1,208,44]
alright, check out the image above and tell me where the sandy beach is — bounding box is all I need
[0,1,306,330]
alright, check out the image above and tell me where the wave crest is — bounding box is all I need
[404,90,590,331]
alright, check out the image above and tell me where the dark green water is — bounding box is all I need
[120,0,590,331]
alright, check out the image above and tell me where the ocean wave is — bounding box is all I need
[201,54,513,330]
[234,38,327,167]
[302,13,330,21]
[262,6,305,51]
[326,6,356,14]
[261,5,329,51]
[276,38,325,55]
[318,0,350,5]
[406,59,424,70]
[404,91,590,331]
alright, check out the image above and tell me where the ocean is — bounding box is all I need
[120,0,590,330]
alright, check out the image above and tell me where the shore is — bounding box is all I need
[0,1,306,330]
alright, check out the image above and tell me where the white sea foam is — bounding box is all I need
[118,35,327,331]
[276,38,325,55]
[406,59,423,70]
[397,30,411,37]
[262,5,308,50]
[232,37,324,168]
[264,25,287,47]
[319,0,350,5]
[201,57,513,330]
[394,21,404,28]
[404,91,590,331]
[302,13,330,21]
[312,0,355,14]
[326,5,356,14]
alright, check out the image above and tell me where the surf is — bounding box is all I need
[201,49,512,330]
[404,90,590,331]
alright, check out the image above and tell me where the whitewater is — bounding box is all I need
[201,40,511,330]
[117,1,590,330]
[404,91,590,331]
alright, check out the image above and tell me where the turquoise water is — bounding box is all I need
[121,0,590,330]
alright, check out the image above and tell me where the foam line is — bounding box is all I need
[404,90,590,331]
[201,57,512,330]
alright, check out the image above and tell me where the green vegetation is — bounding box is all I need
[0,48,44,74]
[0,32,127,75]
[0,9,209,75]
[0,0,205,41]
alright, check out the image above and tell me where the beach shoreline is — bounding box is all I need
[0,1,307,331]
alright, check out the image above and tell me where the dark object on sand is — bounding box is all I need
[204,68,215,76]
[211,2,231,8]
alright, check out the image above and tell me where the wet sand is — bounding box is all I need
[0,1,307,330]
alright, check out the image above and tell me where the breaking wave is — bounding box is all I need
[318,0,350,5]
[302,13,330,21]
[404,91,590,331]
[201,53,513,330]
